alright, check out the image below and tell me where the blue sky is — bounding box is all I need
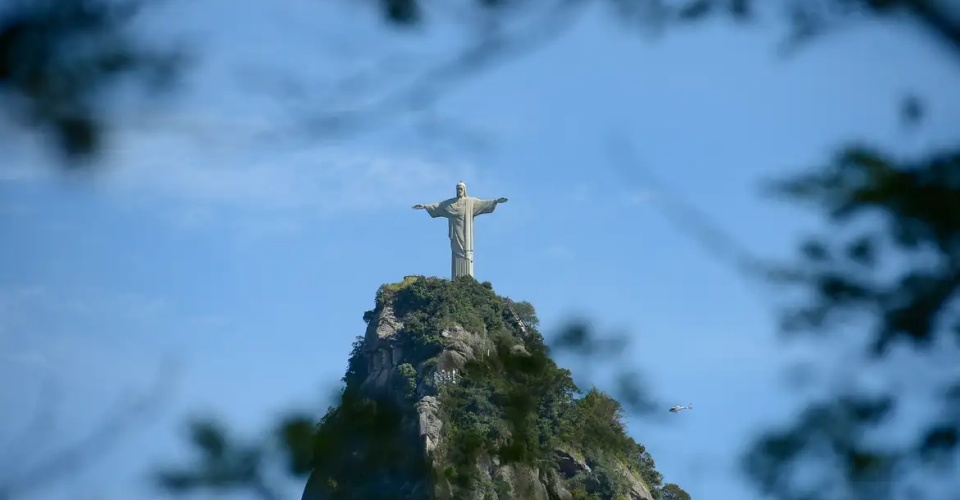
[2,1,960,499]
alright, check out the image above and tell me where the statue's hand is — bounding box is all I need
[496,197,508,203]
[412,204,425,210]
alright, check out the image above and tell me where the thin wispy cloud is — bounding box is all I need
[561,183,661,207]
[543,244,575,260]
[622,188,660,205]
[0,202,29,216]
[0,286,46,325]
[0,285,206,381]
[3,119,481,221]
[0,0,509,233]
[570,183,592,203]
[0,351,53,371]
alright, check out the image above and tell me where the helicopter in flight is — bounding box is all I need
[668,403,693,413]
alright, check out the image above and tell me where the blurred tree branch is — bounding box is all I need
[6,0,958,164]
[739,146,960,499]
[0,0,183,164]
[4,1,959,499]
[154,412,318,500]
[770,146,960,353]
[605,134,773,282]
[549,319,665,417]
[0,369,173,500]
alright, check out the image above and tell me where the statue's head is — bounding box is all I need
[456,181,467,198]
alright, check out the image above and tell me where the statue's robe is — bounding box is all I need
[422,196,500,279]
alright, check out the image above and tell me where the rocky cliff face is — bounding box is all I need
[301,276,672,500]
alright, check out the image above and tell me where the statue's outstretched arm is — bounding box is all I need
[415,202,446,218]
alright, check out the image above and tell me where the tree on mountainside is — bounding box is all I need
[660,482,691,500]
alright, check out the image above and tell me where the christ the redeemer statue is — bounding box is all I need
[413,181,508,280]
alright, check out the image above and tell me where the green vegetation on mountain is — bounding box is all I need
[306,276,690,499]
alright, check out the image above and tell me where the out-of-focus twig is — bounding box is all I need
[0,363,178,500]
[0,377,59,472]
[605,133,776,287]
[277,0,591,144]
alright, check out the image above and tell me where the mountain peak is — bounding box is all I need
[302,276,687,500]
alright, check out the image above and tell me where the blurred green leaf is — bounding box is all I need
[189,420,229,459]
[276,415,316,476]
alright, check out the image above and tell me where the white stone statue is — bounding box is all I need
[413,181,508,280]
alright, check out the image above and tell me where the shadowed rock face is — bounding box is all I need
[301,277,659,500]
